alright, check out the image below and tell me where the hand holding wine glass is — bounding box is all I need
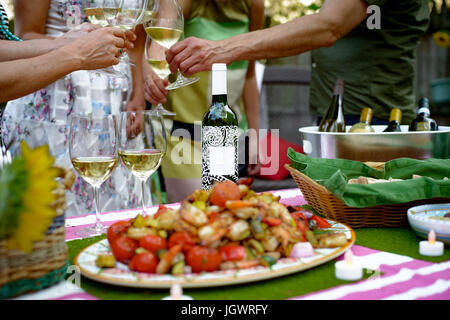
[118,111,167,217]
[143,0,199,90]
[69,114,119,236]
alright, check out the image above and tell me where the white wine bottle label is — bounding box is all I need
[202,125,238,189]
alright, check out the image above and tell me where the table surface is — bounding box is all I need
[14,189,450,300]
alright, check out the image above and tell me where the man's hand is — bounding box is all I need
[166,37,223,76]
[143,68,169,105]
[69,27,134,70]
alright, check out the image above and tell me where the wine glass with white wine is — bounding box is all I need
[118,110,166,217]
[69,114,119,236]
[144,35,176,116]
[144,0,199,90]
[106,0,148,66]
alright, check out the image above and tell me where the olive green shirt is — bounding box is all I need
[310,0,430,124]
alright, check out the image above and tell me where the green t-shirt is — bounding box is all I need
[310,0,430,124]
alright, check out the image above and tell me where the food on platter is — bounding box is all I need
[103,180,348,275]
[348,175,449,185]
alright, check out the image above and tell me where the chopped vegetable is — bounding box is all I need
[289,242,315,258]
[95,254,116,268]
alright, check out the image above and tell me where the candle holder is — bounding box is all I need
[335,249,363,281]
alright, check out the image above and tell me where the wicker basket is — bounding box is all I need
[286,164,449,228]
[0,167,75,299]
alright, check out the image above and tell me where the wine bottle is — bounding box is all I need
[349,107,375,133]
[202,63,239,190]
[318,79,346,132]
[409,98,438,131]
[383,108,402,132]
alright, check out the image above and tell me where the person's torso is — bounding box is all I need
[166,0,252,125]
[310,0,430,124]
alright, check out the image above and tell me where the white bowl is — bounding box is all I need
[407,203,450,245]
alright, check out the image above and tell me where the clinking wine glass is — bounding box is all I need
[118,111,167,217]
[81,0,126,78]
[144,35,176,116]
[106,0,148,67]
[144,0,199,90]
[69,114,119,236]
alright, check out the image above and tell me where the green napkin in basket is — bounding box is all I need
[288,148,450,208]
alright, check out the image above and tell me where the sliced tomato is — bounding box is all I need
[140,234,167,253]
[186,246,222,273]
[311,215,331,229]
[107,220,131,245]
[219,244,246,262]
[129,252,158,273]
[262,217,282,227]
[110,236,138,263]
[168,232,195,253]
[154,204,169,218]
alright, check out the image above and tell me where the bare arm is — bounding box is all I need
[14,0,53,40]
[0,28,129,102]
[243,0,264,176]
[167,0,369,75]
[126,24,147,112]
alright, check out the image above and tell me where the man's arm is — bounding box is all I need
[0,28,129,102]
[167,0,369,76]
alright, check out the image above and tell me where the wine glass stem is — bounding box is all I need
[141,179,147,217]
[93,185,102,231]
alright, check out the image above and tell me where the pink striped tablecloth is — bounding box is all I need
[17,189,449,300]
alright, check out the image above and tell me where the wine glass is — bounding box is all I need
[144,0,199,90]
[81,0,126,78]
[144,35,176,116]
[118,110,167,216]
[106,0,148,66]
[69,114,119,236]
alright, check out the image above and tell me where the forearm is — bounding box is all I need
[0,46,80,102]
[0,38,63,62]
[243,69,259,132]
[126,25,146,110]
[219,0,368,63]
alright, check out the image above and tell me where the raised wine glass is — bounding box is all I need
[144,35,176,116]
[144,0,199,90]
[81,0,126,77]
[69,114,119,236]
[106,0,148,67]
[118,110,167,217]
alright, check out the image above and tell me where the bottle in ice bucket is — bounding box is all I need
[349,107,375,133]
[383,108,402,132]
[409,98,438,131]
[318,79,346,132]
[201,63,239,190]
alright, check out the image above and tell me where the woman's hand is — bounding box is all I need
[143,68,169,105]
[68,27,133,70]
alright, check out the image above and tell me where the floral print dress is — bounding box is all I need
[1,0,146,217]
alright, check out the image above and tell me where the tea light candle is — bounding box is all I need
[419,230,444,257]
[162,283,193,300]
[335,249,363,281]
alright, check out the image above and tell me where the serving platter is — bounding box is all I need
[74,220,355,289]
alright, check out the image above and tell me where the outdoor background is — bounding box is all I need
[1,0,449,140]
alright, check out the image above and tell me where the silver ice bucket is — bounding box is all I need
[299,126,450,162]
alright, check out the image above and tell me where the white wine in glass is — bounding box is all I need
[118,111,167,216]
[69,114,119,236]
[144,0,199,90]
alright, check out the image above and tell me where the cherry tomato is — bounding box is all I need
[128,252,158,273]
[209,181,241,207]
[219,244,246,262]
[237,177,253,186]
[110,236,138,263]
[186,246,222,273]
[168,232,195,253]
[140,234,167,253]
[107,220,131,245]
[311,216,331,229]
